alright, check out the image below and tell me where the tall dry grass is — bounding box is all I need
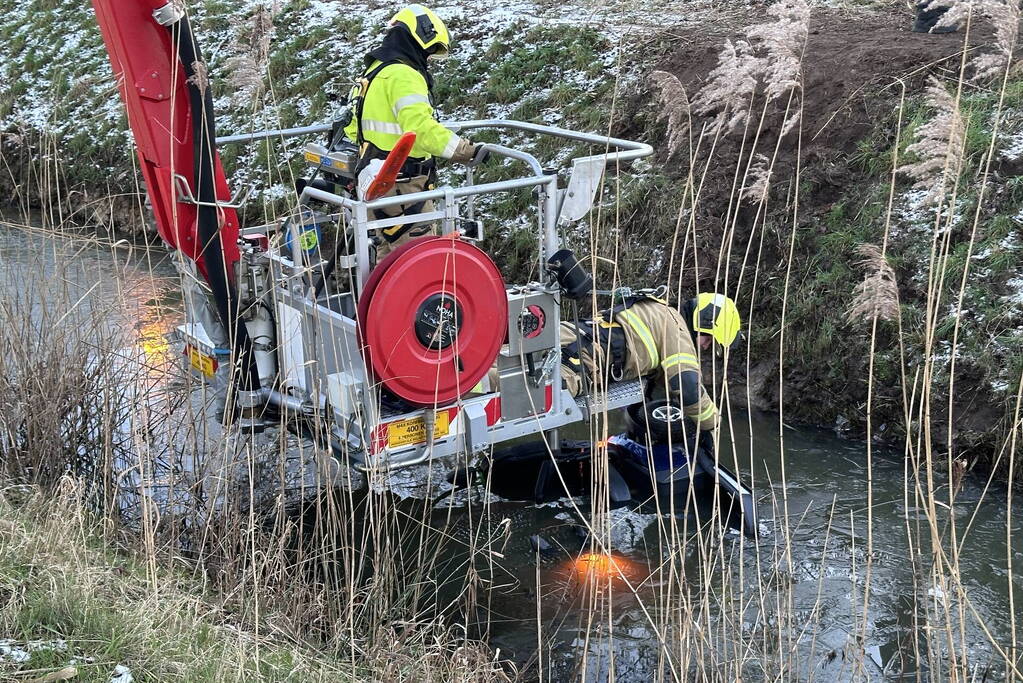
[1,1,1022,681]
[0,216,510,680]
[638,0,1022,679]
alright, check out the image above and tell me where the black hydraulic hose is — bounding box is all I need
[312,228,354,298]
[170,15,260,392]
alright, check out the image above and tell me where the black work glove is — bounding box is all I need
[469,143,491,167]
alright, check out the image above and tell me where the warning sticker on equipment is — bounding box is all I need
[298,229,319,251]
[187,345,216,378]
[387,412,450,448]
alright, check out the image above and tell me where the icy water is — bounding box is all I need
[3,222,1021,681]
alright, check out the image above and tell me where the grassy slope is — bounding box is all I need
[0,487,354,682]
[773,76,1023,464]
[0,0,632,248]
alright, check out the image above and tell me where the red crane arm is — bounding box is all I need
[91,0,240,277]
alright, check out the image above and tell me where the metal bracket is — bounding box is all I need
[151,2,184,26]
[462,402,490,454]
[172,173,254,210]
[558,156,605,224]
[534,348,560,387]
[442,186,458,235]
[457,217,484,241]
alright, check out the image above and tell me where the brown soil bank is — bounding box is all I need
[656,5,990,206]
[623,3,1016,475]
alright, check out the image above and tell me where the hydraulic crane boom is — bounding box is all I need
[92,0,260,394]
[91,0,240,277]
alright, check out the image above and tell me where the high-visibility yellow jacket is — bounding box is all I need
[344,60,467,161]
[616,301,719,431]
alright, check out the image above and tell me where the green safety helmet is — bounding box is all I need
[690,293,741,347]
[389,5,451,58]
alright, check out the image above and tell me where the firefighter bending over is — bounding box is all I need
[560,294,741,432]
[344,5,482,258]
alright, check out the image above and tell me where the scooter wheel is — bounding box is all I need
[626,398,691,446]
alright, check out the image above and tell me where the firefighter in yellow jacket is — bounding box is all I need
[344,5,480,258]
[560,294,741,433]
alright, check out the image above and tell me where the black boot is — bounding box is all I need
[913,2,958,33]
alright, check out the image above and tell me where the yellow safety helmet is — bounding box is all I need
[691,293,741,347]
[389,5,451,58]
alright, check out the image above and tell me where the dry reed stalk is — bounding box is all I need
[11,2,1023,678]
[652,4,813,680]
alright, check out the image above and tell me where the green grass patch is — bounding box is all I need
[0,489,355,682]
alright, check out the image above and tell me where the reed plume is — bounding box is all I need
[747,0,810,101]
[649,70,691,157]
[847,244,901,324]
[741,153,772,204]
[694,0,809,134]
[225,3,281,105]
[896,76,966,206]
[694,39,761,132]
[970,0,1020,80]
[932,0,1021,79]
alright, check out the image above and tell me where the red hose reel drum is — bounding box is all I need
[357,235,507,406]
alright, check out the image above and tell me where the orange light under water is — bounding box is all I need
[571,552,643,583]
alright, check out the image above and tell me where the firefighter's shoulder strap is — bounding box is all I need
[353,60,402,149]
[561,293,668,383]
[562,317,629,383]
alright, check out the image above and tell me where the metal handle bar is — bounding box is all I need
[217,123,332,146]
[298,142,550,212]
[216,119,653,166]
[172,173,254,209]
[447,119,652,164]
[482,143,545,178]
[302,171,550,213]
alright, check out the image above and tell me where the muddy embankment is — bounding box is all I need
[619,4,1023,478]
[3,2,1021,479]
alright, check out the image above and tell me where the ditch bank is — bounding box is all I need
[619,4,1021,477]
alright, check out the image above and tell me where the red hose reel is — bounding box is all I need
[357,235,507,406]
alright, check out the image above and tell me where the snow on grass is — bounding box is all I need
[0,639,68,664]
[891,187,967,238]
[1002,275,1023,306]
[1000,130,1023,161]
[1,0,664,235]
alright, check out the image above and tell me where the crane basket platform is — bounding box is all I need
[180,119,651,473]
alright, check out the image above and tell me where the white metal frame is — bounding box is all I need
[206,120,653,472]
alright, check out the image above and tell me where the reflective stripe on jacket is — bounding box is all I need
[344,60,464,160]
